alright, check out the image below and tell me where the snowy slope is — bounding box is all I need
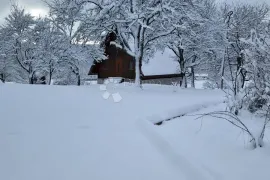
[0,83,269,180]
[157,104,270,180]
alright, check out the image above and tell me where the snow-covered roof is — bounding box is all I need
[109,41,135,57]
[101,31,107,37]
[195,74,208,77]
[110,41,122,49]
[142,49,178,76]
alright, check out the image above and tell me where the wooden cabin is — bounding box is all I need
[88,32,135,80]
[88,32,184,85]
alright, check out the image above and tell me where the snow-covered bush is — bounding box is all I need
[224,27,270,147]
[240,29,270,112]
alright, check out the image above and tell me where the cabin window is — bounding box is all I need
[129,61,134,70]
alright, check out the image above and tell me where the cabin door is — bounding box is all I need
[115,59,122,77]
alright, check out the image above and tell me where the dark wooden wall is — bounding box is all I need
[89,44,135,79]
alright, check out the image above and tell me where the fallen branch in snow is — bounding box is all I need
[194,111,257,149]
[155,114,186,125]
[153,101,224,125]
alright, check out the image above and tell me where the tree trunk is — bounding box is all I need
[191,66,195,88]
[139,57,143,85]
[235,56,243,93]
[135,56,141,87]
[236,54,246,90]
[220,51,226,90]
[0,73,5,83]
[77,74,81,86]
[134,25,145,89]
[180,75,187,88]
[48,65,53,85]
[134,47,144,88]
[179,48,187,88]
[49,70,52,85]
[29,76,34,84]
[134,49,143,88]
[29,67,34,84]
[190,56,197,88]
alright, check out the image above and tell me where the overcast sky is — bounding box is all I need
[0,0,50,24]
[0,0,270,24]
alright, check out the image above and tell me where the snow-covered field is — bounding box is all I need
[0,83,270,180]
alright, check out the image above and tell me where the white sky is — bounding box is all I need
[1,0,270,24]
[0,0,49,24]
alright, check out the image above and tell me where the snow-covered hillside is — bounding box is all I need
[0,84,269,180]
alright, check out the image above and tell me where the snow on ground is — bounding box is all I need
[0,83,270,180]
[187,80,207,89]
